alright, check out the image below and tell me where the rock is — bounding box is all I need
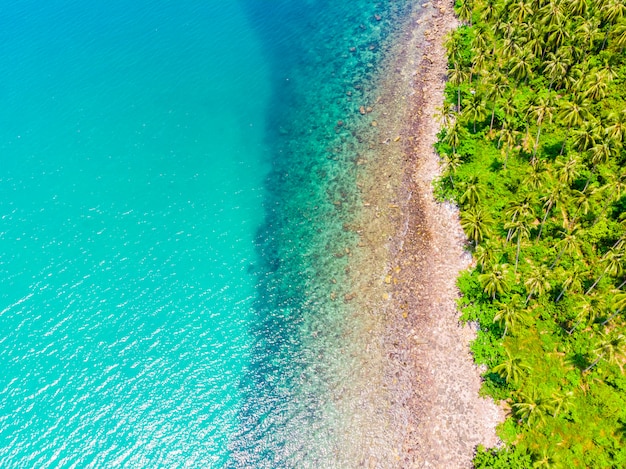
[374,14,381,21]
[366,106,373,113]
[359,106,366,115]
[371,121,378,127]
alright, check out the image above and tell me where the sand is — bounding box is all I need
[344,1,504,467]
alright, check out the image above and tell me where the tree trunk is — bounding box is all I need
[490,104,496,131]
[549,245,566,269]
[584,353,603,373]
[586,271,606,295]
[601,310,622,327]
[537,200,553,241]
[532,125,542,163]
[515,234,522,274]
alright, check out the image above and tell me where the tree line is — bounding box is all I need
[435,0,626,466]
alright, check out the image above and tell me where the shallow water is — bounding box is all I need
[0,1,412,467]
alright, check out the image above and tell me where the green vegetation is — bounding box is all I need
[437,0,626,466]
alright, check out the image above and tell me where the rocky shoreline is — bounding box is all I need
[350,1,504,467]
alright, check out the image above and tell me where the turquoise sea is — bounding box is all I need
[0,1,411,467]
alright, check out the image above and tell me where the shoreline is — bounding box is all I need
[346,1,503,466]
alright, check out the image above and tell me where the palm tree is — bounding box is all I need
[513,388,556,426]
[479,0,499,22]
[508,52,535,82]
[435,100,456,128]
[544,52,569,89]
[456,0,474,25]
[602,0,626,25]
[504,217,531,273]
[494,294,526,337]
[570,293,607,333]
[474,241,498,272]
[527,96,555,161]
[479,263,511,300]
[448,65,468,112]
[584,70,611,101]
[460,206,491,245]
[601,290,626,326]
[539,1,565,28]
[459,176,485,207]
[463,92,487,132]
[497,123,519,169]
[606,108,626,145]
[493,349,530,383]
[572,120,601,152]
[568,0,589,17]
[444,121,466,156]
[509,0,534,23]
[610,20,626,50]
[546,21,571,51]
[557,96,590,154]
[550,225,583,269]
[486,74,508,131]
[556,265,585,302]
[525,264,552,304]
[575,18,600,57]
[586,247,624,294]
[589,139,617,168]
[440,152,462,186]
[584,332,626,372]
[537,182,563,241]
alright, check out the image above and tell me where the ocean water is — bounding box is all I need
[0,1,411,467]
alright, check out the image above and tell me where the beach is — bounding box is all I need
[340,1,503,466]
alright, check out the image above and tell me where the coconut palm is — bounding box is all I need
[527,96,555,161]
[486,74,508,131]
[494,294,527,337]
[601,290,626,326]
[493,348,530,383]
[525,264,552,305]
[444,121,467,156]
[584,332,626,372]
[537,181,563,241]
[509,0,534,23]
[479,263,511,300]
[474,241,498,272]
[460,206,491,245]
[508,52,535,82]
[556,264,586,302]
[504,217,531,273]
[584,70,611,101]
[544,51,569,89]
[586,247,624,294]
[463,92,487,132]
[440,152,462,186]
[606,108,626,144]
[435,100,456,128]
[568,0,589,16]
[572,120,601,152]
[602,0,626,24]
[456,0,474,25]
[513,388,556,426]
[550,225,583,269]
[448,65,468,112]
[459,175,485,207]
[497,124,519,169]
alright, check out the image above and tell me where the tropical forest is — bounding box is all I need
[436,0,626,466]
